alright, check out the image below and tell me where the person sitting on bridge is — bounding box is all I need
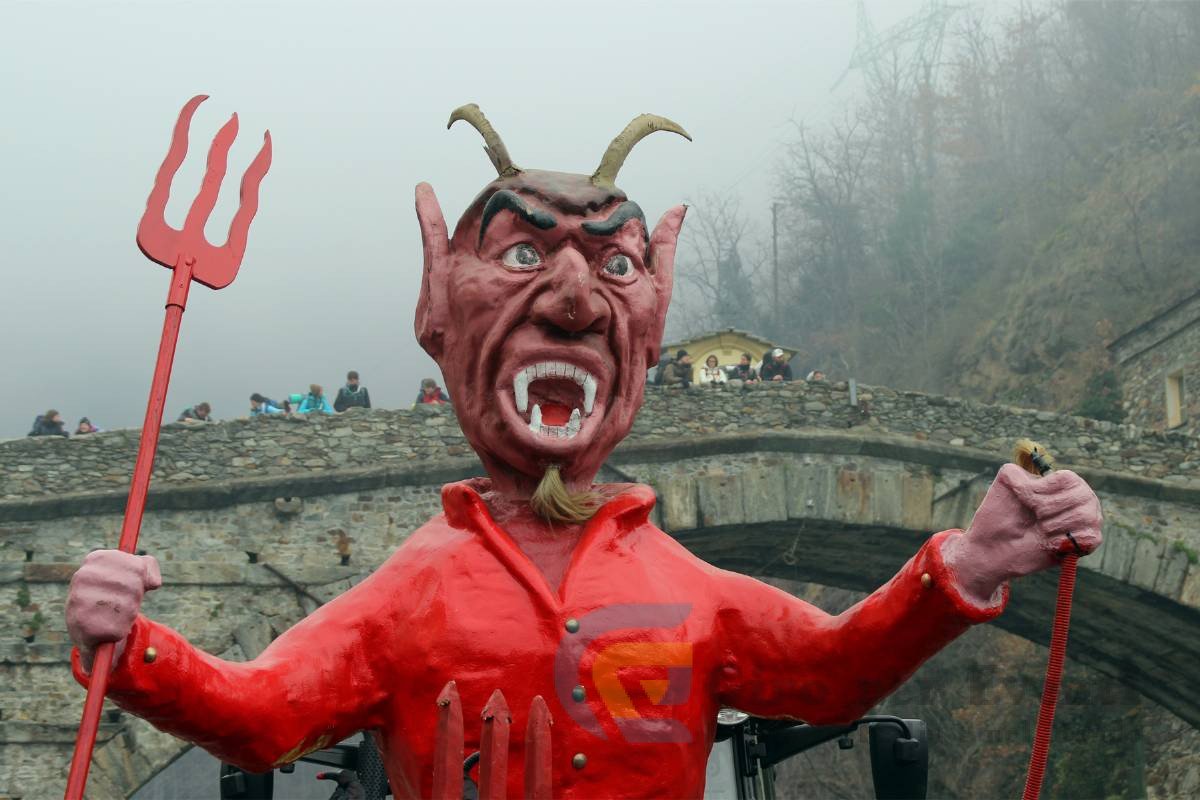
[176,402,213,423]
[662,348,694,387]
[728,352,759,383]
[249,393,284,416]
[414,377,451,406]
[334,370,372,412]
[28,409,69,438]
[697,354,727,387]
[760,348,793,382]
[298,384,335,415]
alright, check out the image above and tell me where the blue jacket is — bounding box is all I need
[298,393,334,415]
[251,403,284,416]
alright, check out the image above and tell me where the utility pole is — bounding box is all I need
[772,201,781,337]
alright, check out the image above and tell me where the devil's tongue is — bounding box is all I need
[527,378,584,426]
[540,402,572,426]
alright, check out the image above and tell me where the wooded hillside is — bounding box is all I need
[675,1,1200,420]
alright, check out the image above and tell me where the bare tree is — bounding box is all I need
[669,193,765,338]
[775,117,875,376]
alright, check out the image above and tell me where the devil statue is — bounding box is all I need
[66,105,1103,799]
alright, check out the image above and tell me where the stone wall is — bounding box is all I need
[4,379,1199,506]
[1110,289,1200,437]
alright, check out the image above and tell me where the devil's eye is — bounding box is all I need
[502,243,542,269]
[603,254,633,278]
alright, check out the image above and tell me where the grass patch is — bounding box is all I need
[1172,540,1199,565]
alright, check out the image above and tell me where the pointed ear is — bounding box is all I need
[645,204,687,361]
[415,182,451,359]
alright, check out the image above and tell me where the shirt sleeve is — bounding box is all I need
[715,529,1007,724]
[72,570,395,772]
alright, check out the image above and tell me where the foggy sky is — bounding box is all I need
[1,0,928,439]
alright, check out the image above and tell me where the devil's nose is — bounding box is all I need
[533,249,609,334]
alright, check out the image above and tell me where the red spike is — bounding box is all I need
[432,681,464,800]
[182,112,239,235]
[523,696,553,800]
[480,689,512,800]
[220,130,273,277]
[137,94,208,268]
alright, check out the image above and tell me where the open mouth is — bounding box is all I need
[513,361,598,440]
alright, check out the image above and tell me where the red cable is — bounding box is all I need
[1021,553,1078,800]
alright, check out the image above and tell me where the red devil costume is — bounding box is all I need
[68,104,1101,800]
[75,480,1004,798]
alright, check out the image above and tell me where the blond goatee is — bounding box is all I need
[530,466,602,524]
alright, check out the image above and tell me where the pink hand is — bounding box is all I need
[66,550,162,673]
[942,464,1103,606]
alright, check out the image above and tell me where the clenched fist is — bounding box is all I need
[942,464,1103,606]
[66,550,162,673]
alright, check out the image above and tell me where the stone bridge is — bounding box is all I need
[2,380,1198,798]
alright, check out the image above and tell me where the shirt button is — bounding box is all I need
[143,646,158,663]
[564,618,580,634]
[572,685,586,702]
[572,753,587,769]
[920,573,933,589]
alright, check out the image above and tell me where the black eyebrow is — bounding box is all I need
[479,190,557,246]
[581,201,648,242]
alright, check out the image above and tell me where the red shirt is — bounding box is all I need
[75,479,1006,799]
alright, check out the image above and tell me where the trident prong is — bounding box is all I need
[480,689,512,800]
[433,681,465,800]
[136,94,272,290]
[524,696,553,800]
[182,112,238,234]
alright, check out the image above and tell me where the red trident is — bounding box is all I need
[431,684,554,800]
[63,95,271,800]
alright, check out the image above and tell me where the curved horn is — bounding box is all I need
[592,114,691,188]
[447,104,519,177]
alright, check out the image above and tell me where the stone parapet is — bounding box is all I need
[3,381,1197,504]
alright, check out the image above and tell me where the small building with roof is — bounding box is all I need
[1107,288,1200,436]
[661,328,801,371]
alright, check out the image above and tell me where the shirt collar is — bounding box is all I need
[440,478,655,537]
[439,478,657,611]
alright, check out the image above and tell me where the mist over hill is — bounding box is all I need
[671,0,1200,421]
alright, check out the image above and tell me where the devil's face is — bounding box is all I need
[416,171,685,494]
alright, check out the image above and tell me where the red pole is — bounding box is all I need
[64,259,193,800]
[1021,554,1079,800]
